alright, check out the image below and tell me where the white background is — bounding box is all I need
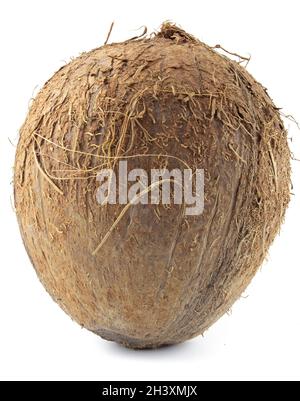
[0,0,299,381]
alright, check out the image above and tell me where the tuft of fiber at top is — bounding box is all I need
[156,22,198,43]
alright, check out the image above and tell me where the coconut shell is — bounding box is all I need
[14,23,290,349]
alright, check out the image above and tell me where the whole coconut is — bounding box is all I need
[14,23,290,348]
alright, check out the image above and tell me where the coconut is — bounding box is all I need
[14,23,291,349]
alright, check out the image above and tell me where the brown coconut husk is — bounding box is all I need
[14,23,290,349]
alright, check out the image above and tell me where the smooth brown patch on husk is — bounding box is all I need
[14,22,291,349]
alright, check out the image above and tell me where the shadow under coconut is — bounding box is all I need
[99,337,212,361]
